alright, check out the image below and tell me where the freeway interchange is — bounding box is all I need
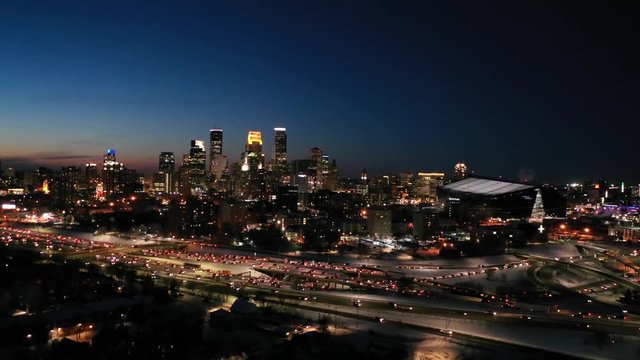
[3,225,640,359]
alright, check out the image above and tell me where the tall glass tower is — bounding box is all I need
[273,127,287,174]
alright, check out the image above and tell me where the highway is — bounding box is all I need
[3,224,640,359]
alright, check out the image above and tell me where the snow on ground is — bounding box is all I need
[513,242,582,258]
[438,266,531,293]
[308,300,640,360]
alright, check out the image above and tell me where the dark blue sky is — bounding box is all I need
[1,1,638,182]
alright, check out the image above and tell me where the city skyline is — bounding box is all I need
[1,1,639,182]
[3,3,640,359]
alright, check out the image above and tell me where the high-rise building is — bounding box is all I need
[210,128,223,155]
[156,152,175,193]
[307,147,326,190]
[246,131,263,154]
[160,152,175,173]
[325,159,340,191]
[209,128,223,172]
[356,168,369,196]
[238,131,266,197]
[273,127,288,174]
[242,131,264,172]
[103,149,116,165]
[80,163,99,198]
[101,149,125,198]
[367,208,392,238]
[416,172,445,203]
[186,140,206,192]
[52,167,79,209]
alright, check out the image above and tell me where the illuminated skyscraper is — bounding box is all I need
[242,131,264,171]
[101,149,125,198]
[240,131,266,197]
[187,140,206,192]
[246,131,263,154]
[210,128,223,155]
[103,148,116,166]
[273,127,288,175]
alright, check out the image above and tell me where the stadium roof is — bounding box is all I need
[441,177,534,196]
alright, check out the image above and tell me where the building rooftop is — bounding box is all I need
[441,177,534,196]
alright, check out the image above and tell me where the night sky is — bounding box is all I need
[1,1,638,183]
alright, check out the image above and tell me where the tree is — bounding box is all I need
[246,228,291,252]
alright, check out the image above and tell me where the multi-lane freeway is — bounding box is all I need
[3,224,640,359]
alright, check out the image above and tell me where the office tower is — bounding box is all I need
[239,131,266,198]
[367,208,392,238]
[159,152,175,172]
[79,163,99,199]
[416,172,445,203]
[209,129,227,189]
[103,149,116,165]
[454,162,468,180]
[52,167,79,209]
[210,153,228,185]
[210,128,223,155]
[156,152,175,193]
[246,131,263,154]
[209,128,223,173]
[242,131,264,172]
[177,154,191,197]
[289,159,316,187]
[207,130,228,190]
[273,127,288,174]
[325,159,340,191]
[84,163,99,188]
[356,168,369,196]
[307,147,325,190]
[186,140,206,192]
[101,149,125,198]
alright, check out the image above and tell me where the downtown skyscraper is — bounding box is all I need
[273,127,288,181]
[209,128,228,190]
[209,129,223,166]
[155,152,175,193]
[101,148,124,198]
[187,140,206,193]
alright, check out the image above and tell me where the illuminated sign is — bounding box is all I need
[107,149,116,156]
[1,204,16,210]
